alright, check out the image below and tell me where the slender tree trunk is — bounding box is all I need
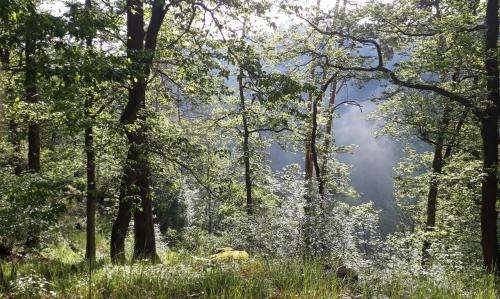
[311,67,329,197]
[320,80,338,180]
[480,0,499,273]
[304,68,315,182]
[421,104,454,265]
[420,112,464,262]
[303,66,316,255]
[238,69,253,215]
[84,0,97,261]
[480,114,499,273]
[310,94,324,196]
[421,137,444,265]
[25,37,40,173]
[207,197,213,234]
[85,111,97,260]
[320,0,346,180]
[9,120,22,175]
[420,0,447,265]
[24,12,41,248]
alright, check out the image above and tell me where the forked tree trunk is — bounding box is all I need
[110,149,134,262]
[111,0,166,262]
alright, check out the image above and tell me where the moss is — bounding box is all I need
[210,248,249,262]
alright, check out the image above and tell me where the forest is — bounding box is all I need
[0,0,499,297]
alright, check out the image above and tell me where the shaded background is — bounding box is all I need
[270,79,408,234]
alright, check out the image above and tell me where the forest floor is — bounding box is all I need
[0,215,498,299]
[1,239,498,299]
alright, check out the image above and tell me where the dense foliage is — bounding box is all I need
[0,0,498,297]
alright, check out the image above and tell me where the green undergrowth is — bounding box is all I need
[0,246,498,298]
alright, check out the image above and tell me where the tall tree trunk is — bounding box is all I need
[481,0,499,273]
[84,0,97,261]
[303,66,316,255]
[9,120,22,175]
[130,104,156,260]
[110,149,134,262]
[25,37,40,173]
[320,0,346,180]
[238,68,253,215]
[111,84,157,261]
[310,94,324,196]
[421,137,444,265]
[420,0,447,265]
[421,104,454,265]
[305,68,315,182]
[132,150,156,260]
[320,80,338,181]
[111,0,165,261]
[480,114,499,273]
[85,121,97,259]
[311,68,329,197]
[24,12,40,248]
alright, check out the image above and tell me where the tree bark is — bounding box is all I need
[421,103,454,265]
[421,136,444,265]
[238,68,253,215]
[111,0,166,262]
[310,93,324,196]
[8,120,22,175]
[310,0,498,272]
[320,80,338,182]
[110,149,134,262]
[85,120,97,259]
[310,68,329,197]
[480,112,499,272]
[303,66,316,255]
[24,10,40,248]
[84,0,97,261]
[305,68,315,182]
[25,36,40,173]
[481,0,499,273]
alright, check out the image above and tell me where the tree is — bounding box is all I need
[229,38,304,215]
[83,0,97,261]
[298,0,499,273]
[110,0,167,262]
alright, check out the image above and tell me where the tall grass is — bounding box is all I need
[1,249,498,298]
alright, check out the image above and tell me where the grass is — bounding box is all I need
[1,252,498,298]
[2,256,353,298]
[0,235,498,298]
